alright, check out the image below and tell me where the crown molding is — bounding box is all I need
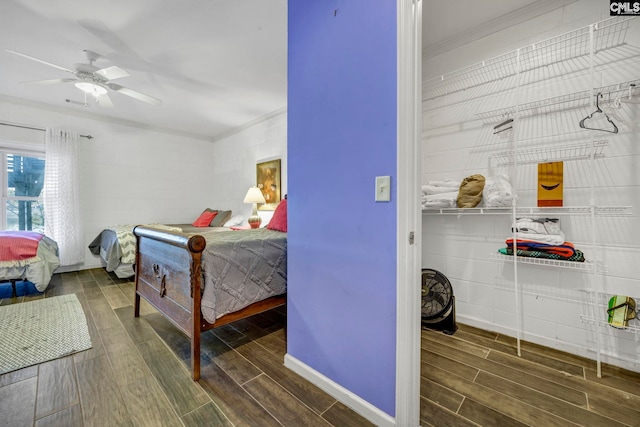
[0,94,287,143]
[423,0,577,59]
[210,106,287,143]
[0,94,220,142]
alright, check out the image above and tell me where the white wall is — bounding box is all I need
[0,97,286,273]
[208,111,287,226]
[0,97,217,271]
[422,1,640,373]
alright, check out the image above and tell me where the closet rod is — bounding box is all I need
[0,121,93,139]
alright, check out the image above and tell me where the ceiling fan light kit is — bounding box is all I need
[74,81,107,96]
[5,49,161,107]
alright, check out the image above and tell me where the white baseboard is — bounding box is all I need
[283,354,396,427]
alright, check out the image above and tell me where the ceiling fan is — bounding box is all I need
[5,49,162,108]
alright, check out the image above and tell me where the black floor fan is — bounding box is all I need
[421,268,457,334]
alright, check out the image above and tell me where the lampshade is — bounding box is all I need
[244,187,266,229]
[75,81,107,96]
[244,187,266,204]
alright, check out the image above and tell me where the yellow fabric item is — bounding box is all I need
[457,174,486,208]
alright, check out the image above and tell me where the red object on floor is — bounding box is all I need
[230,226,251,231]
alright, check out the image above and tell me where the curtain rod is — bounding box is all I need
[0,121,93,139]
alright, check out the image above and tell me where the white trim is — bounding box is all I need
[210,107,287,142]
[284,354,395,427]
[0,93,287,144]
[0,139,45,157]
[396,0,422,426]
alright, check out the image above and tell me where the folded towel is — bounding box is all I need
[505,238,576,258]
[509,231,565,246]
[422,191,458,209]
[499,247,584,262]
[427,180,461,188]
[422,184,460,195]
[513,217,561,235]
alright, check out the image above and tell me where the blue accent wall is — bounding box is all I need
[287,0,398,416]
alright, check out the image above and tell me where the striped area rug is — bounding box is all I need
[0,294,92,375]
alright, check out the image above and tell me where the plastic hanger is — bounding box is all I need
[493,118,513,135]
[579,92,619,134]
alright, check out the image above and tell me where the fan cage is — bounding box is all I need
[421,268,454,321]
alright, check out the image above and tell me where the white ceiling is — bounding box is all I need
[0,0,566,142]
[422,0,576,57]
[0,0,288,141]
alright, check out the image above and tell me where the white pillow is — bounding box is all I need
[223,215,244,227]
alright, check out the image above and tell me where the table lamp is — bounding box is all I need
[244,186,266,228]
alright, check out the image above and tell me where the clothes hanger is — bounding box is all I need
[493,117,513,135]
[579,92,619,134]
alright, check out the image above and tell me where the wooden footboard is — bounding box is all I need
[132,225,286,380]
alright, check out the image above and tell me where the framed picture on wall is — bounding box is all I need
[256,159,281,210]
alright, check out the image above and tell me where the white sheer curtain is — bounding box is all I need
[44,128,84,266]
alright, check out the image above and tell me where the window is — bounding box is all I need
[2,152,45,232]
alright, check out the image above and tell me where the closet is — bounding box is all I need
[421,16,640,376]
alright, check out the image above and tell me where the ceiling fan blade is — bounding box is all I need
[95,65,129,81]
[107,83,162,106]
[23,78,77,85]
[97,93,114,108]
[5,50,75,74]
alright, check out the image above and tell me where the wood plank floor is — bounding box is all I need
[0,269,374,427]
[420,325,640,427]
[2,269,640,426]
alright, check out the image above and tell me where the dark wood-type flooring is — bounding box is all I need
[1,269,639,426]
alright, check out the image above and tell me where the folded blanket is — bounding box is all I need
[422,191,458,209]
[0,231,44,261]
[499,247,585,262]
[426,180,461,188]
[505,238,576,258]
[513,218,561,235]
[108,223,183,265]
[509,231,565,246]
[422,184,460,195]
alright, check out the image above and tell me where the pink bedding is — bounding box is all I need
[0,231,44,261]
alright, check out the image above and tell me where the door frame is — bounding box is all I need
[396,0,422,425]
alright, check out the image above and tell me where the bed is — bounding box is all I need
[133,225,287,380]
[88,209,236,278]
[0,231,60,295]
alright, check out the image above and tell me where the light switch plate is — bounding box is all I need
[375,175,391,202]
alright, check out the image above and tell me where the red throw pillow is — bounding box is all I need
[192,210,217,227]
[267,199,287,232]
